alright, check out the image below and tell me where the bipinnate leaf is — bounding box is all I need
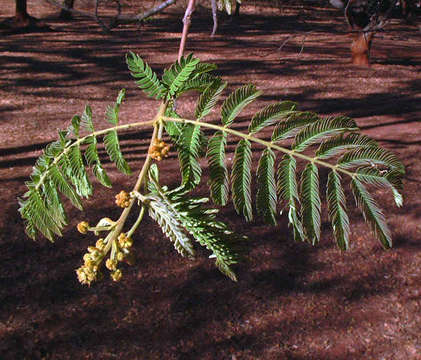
[293,116,358,152]
[195,79,227,120]
[256,148,277,225]
[207,131,229,206]
[178,124,202,190]
[106,89,125,125]
[68,115,81,138]
[277,155,305,242]
[49,165,83,210]
[351,177,392,248]
[19,191,56,241]
[327,171,350,250]
[43,180,67,230]
[104,130,132,175]
[148,195,195,258]
[300,163,321,244]
[231,139,252,221]
[271,111,318,142]
[147,181,242,280]
[248,101,296,134]
[126,52,165,99]
[354,167,404,207]
[180,73,220,94]
[81,105,94,133]
[221,85,261,126]
[339,147,405,174]
[162,54,200,99]
[84,136,112,188]
[66,145,93,198]
[316,133,377,159]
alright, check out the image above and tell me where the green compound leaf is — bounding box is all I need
[49,165,83,210]
[316,133,378,159]
[221,84,261,126]
[195,79,227,120]
[66,145,93,198]
[354,167,404,207]
[339,147,405,174]
[147,195,196,258]
[162,54,200,100]
[293,116,358,152]
[177,123,203,190]
[300,163,321,245]
[248,101,296,134]
[106,89,125,125]
[147,179,243,281]
[19,189,63,241]
[80,105,94,133]
[180,73,220,94]
[207,131,229,206]
[126,52,165,99]
[84,136,112,188]
[327,170,350,250]
[271,111,319,142]
[256,148,277,225]
[104,130,132,175]
[351,177,392,248]
[231,139,252,222]
[277,155,305,242]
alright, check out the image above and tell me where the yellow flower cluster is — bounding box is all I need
[115,190,131,208]
[75,232,135,285]
[75,243,104,286]
[149,138,171,161]
[118,233,133,249]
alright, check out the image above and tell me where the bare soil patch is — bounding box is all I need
[1,1,420,359]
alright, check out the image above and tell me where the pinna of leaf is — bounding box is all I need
[18,53,405,285]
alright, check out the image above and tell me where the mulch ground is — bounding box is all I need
[1,1,420,359]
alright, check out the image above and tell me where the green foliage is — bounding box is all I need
[327,171,350,250]
[19,54,406,285]
[300,163,321,245]
[126,52,165,99]
[18,93,132,241]
[207,131,229,206]
[146,165,242,280]
[256,149,277,225]
[177,123,203,190]
[162,54,201,100]
[277,155,304,242]
[231,139,253,222]
[221,84,261,126]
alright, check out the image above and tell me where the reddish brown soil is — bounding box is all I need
[1,1,420,359]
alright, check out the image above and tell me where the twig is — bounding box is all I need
[211,0,218,37]
[115,0,176,25]
[45,0,176,31]
[278,31,314,53]
[178,0,196,60]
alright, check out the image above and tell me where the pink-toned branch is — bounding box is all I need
[178,0,196,61]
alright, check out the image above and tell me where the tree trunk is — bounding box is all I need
[351,32,374,66]
[59,0,75,20]
[15,0,30,25]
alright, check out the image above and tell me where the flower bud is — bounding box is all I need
[111,269,122,282]
[96,239,105,250]
[77,221,89,234]
[106,258,117,271]
[116,252,124,262]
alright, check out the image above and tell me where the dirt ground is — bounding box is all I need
[0,0,420,359]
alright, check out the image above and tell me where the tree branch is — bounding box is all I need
[45,0,176,31]
[178,0,196,61]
